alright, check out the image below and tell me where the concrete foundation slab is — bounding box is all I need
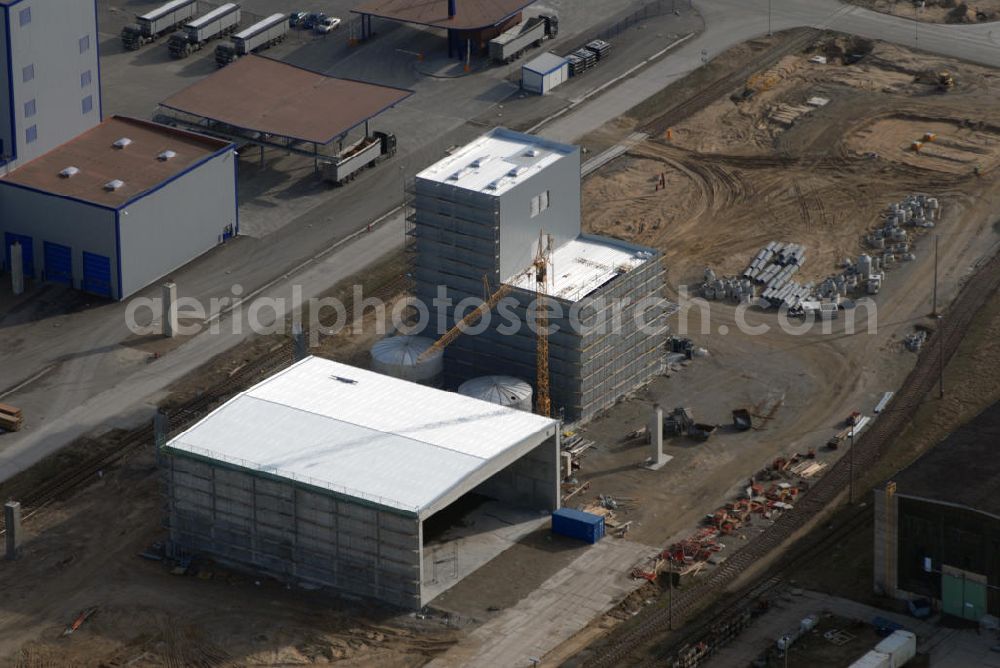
[427,537,655,667]
[422,500,548,603]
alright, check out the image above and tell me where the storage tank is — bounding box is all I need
[458,376,533,411]
[370,335,442,387]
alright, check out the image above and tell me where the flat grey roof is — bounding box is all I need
[352,0,537,30]
[160,56,413,145]
[524,52,567,75]
[416,126,575,195]
[1,115,229,208]
[894,400,1000,517]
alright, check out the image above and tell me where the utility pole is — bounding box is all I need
[914,3,919,49]
[931,234,939,317]
[768,0,773,36]
[938,315,945,399]
[932,235,943,399]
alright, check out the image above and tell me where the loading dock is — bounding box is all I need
[42,242,72,285]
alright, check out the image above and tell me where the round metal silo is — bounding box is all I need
[458,376,534,411]
[370,335,443,387]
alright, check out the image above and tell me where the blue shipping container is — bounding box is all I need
[551,508,605,544]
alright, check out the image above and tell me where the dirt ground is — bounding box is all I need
[584,37,1000,284]
[537,33,1000,664]
[845,0,1000,23]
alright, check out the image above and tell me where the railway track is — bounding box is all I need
[580,247,1000,667]
[642,502,875,667]
[0,274,412,534]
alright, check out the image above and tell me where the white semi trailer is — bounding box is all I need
[321,132,397,185]
[168,3,242,58]
[121,0,199,50]
[488,14,558,64]
[214,13,288,66]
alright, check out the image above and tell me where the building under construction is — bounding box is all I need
[409,128,665,421]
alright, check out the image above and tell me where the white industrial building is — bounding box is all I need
[161,356,560,609]
[1,0,102,167]
[0,116,236,299]
[522,52,569,95]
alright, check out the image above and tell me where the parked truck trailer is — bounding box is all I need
[214,13,288,66]
[168,3,241,58]
[121,0,199,50]
[488,14,558,64]
[321,132,396,185]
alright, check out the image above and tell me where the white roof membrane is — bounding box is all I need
[417,127,574,195]
[166,357,557,515]
[508,235,657,302]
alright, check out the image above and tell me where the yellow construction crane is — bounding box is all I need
[416,275,513,363]
[533,231,554,417]
[416,231,555,418]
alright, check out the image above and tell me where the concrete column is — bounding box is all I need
[646,404,672,470]
[5,501,21,560]
[163,281,178,338]
[560,451,573,481]
[873,482,898,597]
[10,242,24,296]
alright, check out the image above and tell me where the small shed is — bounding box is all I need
[522,52,568,95]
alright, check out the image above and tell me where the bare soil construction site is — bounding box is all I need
[584,36,1000,284]
[3,31,1000,668]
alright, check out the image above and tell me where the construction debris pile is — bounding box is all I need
[631,456,823,582]
[581,494,635,537]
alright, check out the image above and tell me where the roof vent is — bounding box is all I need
[104,179,125,191]
[112,137,133,149]
[157,150,177,161]
[524,149,539,157]
[507,166,527,178]
[59,166,81,178]
[470,155,490,169]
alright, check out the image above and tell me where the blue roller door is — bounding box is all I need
[43,242,73,285]
[4,232,34,278]
[81,252,113,298]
